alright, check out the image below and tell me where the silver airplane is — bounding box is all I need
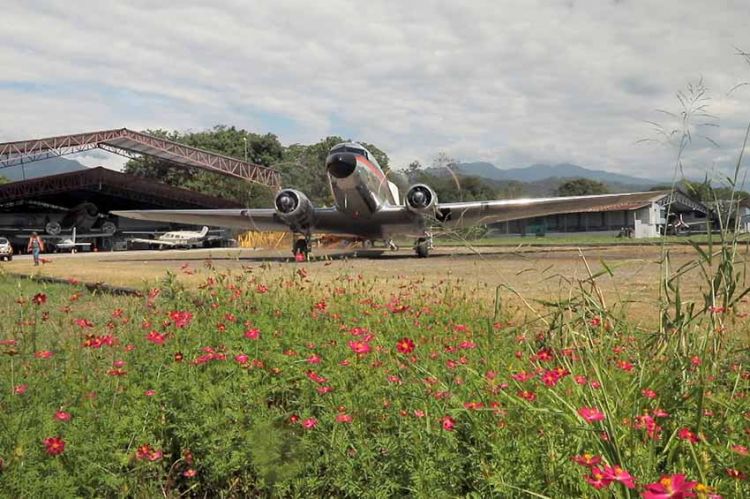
[113,142,660,257]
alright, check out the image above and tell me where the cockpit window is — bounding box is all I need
[331,144,368,158]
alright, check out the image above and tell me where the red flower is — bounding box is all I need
[183,468,197,478]
[169,310,193,328]
[14,384,27,395]
[74,318,94,328]
[585,467,612,490]
[396,337,415,354]
[578,407,606,424]
[441,415,456,431]
[517,390,536,402]
[641,388,658,399]
[602,465,635,489]
[54,410,71,422]
[34,350,54,359]
[726,468,746,480]
[336,414,353,423]
[571,453,602,467]
[144,389,157,397]
[43,436,65,456]
[145,330,166,345]
[643,474,697,498]
[302,418,318,429]
[234,354,249,364]
[731,444,749,456]
[32,293,47,305]
[677,427,699,444]
[135,443,163,461]
[244,328,261,340]
[348,340,371,355]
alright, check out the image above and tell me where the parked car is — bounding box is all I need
[0,237,13,261]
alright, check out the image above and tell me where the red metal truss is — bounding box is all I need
[0,128,281,189]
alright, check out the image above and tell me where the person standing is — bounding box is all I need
[27,232,44,266]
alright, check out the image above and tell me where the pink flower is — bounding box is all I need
[336,414,353,423]
[643,474,697,499]
[642,388,658,399]
[169,310,193,328]
[602,465,635,489]
[144,389,157,397]
[244,328,261,340]
[396,337,415,354]
[14,384,27,395]
[302,417,318,429]
[441,415,456,431]
[54,410,71,421]
[578,407,606,424]
[306,354,322,364]
[585,467,612,489]
[32,293,47,305]
[146,330,166,345]
[34,350,54,359]
[43,436,65,456]
[348,340,371,355]
[677,427,699,444]
[571,453,602,467]
[183,468,197,478]
[731,444,749,456]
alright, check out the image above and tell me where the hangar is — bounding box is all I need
[0,128,280,252]
[489,190,709,238]
[0,167,243,251]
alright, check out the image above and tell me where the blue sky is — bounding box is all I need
[2,0,750,181]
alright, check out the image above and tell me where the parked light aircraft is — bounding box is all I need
[128,226,212,249]
[114,142,665,257]
[53,227,91,253]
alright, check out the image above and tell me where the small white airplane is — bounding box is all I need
[114,141,676,258]
[128,226,212,249]
[53,228,92,253]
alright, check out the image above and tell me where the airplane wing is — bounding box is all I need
[434,192,668,228]
[128,237,177,246]
[112,208,356,234]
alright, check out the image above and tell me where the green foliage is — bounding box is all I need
[123,128,391,208]
[554,178,610,197]
[0,174,9,185]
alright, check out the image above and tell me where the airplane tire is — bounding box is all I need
[293,238,309,257]
[415,239,429,258]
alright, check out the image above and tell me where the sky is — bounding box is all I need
[2,0,750,181]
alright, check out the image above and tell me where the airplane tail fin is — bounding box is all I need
[200,226,209,237]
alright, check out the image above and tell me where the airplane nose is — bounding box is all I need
[326,152,358,178]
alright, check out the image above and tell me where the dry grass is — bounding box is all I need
[2,244,727,328]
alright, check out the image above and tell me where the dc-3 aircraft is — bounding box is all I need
[127,226,213,249]
[113,142,660,258]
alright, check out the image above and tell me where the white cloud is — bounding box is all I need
[1,0,750,181]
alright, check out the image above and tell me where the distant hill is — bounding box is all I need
[1,157,88,182]
[428,162,661,187]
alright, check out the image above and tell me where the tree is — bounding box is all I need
[0,174,9,185]
[555,178,609,197]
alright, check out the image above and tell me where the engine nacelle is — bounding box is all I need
[274,189,315,229]
[405,184,438,214]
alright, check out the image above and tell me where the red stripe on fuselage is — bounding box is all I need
[355,155,386,181]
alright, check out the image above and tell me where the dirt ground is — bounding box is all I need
[3,243,731,327]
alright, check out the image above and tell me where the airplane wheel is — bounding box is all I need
[415,238,429,258]
[292,238,309,258]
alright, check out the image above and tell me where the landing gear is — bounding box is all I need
[414,232,433,258]
[386,239,399,251]
[292,234,311,260]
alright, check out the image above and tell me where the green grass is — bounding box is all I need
[435,232,750,247]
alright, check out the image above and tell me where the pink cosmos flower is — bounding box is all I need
[585,467,612,489]
[571,453,602,467]
[642,388,658,399]
[146,330,166,345]
[14,384,27,395]
[244,328,261,340]
[348,340,371,355]
[306,354,322,364]
[677,427,699,444]
[441,415,456,431]
[602,465,635,489]
[336,414,353,423]
[302,417,318,429]
[642,474,697,498]
[731,444,749,456]
[234,354,249,364]
[43,436,65,456]
[32,292,47,305]
[54,410,71,422]
[578,407,606,424]
[144,390,157,397]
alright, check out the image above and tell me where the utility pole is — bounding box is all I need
[243,136,248,162]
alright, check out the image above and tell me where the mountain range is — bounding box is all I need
[427,161,664,187]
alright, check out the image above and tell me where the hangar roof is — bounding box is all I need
[568,190,708,215]
[0,167,242,212]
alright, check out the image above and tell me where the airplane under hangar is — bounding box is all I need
[0,128,279,251]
